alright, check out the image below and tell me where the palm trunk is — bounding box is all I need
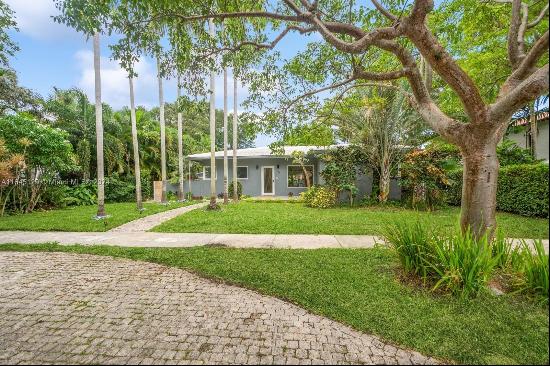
[157,59,167,204]
[93,32,106,217]
[208,19,218,209]
[177,78,185,201]
[379,163,391,203]
[460,142,499,238]
[232,76,238,201]
[128,76,143,211]
[223,61,229,204]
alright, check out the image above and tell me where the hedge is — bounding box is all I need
[445,163,549,217]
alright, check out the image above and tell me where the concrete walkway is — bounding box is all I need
[0,231,381,249]
[0,230,547,251]
[108,201,208,232]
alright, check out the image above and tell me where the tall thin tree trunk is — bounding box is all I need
[129,76,143,211]
[460,142,499,238]
[223,59,229,204]
[177,77,185,201]
[232,76,238,201]
[208,19,218,209]
[93,32,106,217]
[157,59,167,204]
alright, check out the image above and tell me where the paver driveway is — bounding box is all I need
[0,252,438,365]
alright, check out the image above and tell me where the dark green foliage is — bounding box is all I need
[497,139,538,166]
[228,180,243,198]
[446,164,549,217]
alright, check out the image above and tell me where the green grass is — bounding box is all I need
[0,243,547,364]
[0,201,197,232]
[152,201,549,239]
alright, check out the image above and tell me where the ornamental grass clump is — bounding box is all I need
[427,229,499,297]
[384,223,500,297]
[512,239,549,303]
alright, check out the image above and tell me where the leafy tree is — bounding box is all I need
[323,86,425,202]
[0,69,40,115]
[0,114,75,213]
[0,0,18,68]
[283,123,335,146]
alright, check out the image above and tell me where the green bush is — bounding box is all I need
[445,163,549,217]
[228,181,243,198]
[64,183,96,206]
[300,185,337,208]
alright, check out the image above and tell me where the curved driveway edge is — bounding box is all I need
[0,252,439,365]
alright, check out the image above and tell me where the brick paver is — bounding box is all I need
[0,252,438,365]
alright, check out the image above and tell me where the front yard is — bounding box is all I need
[0,201,196,232]
[152,201,549,239]
[0,243,547,365]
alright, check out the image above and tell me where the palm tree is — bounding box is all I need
[207,19,217,209]
[222,52,229,204]
[93,32,106,217]
[157,58,167,203]
[232,76,238,201]
[177,77,185,201]
[128,75,143,210]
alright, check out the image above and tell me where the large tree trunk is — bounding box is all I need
[157,60,167,204]
[129,76,143,211]
[460,142,499,238]
[93,32,106,217]
[232,76,239,201]
[177,78,185,201]
[208,19,218,209]
[223,59,229,204]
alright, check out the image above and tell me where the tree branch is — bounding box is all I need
[371,0,398,22]
[491,64,550,122]
[508,0,524,67]
[501,30,549,93]
[528,3,549,28]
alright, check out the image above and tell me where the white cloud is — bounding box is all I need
[75,49,163,110]
[5,0,81,41]
[75,48,251,111]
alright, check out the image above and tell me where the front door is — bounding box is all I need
[262,166,275,195]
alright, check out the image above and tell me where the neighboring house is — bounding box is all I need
[175,145,401,200]
[507,111,549,161]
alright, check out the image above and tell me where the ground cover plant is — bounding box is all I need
[0,243,547,365]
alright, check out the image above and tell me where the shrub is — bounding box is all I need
[445,163,549,217]
[64,182,96,206]
[228,181,243,198]
[300,185,337,208]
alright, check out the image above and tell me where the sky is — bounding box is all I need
[5,0,324,147]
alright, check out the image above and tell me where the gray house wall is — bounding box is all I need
[181,157,322,198]
[507,119,549,161]
[173,155,400,200]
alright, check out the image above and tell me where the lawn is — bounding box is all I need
[0,243,547,364]
[0,201,197,232]
[152,201,549,239]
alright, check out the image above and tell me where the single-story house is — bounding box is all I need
[507,111,549,161]
[171,145,402,200]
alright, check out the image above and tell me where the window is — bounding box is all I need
[287,165,314,188]
[202,166,216,180]
[237,166,248,179]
